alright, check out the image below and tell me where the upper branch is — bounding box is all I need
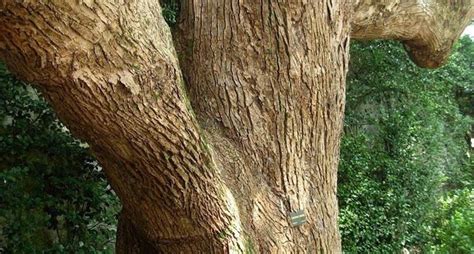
[351,0,474,68]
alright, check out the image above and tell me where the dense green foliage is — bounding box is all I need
[0,64,120,253]
[161,0,179,26]
[430,189,473,253]
[338,37,473,253]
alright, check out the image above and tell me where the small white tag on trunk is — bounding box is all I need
[289,209,306,226]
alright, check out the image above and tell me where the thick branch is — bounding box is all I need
[0,1,241,251]
[352,0,474,68]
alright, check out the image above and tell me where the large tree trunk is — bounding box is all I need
[0,0,471,253]
[173,1,350,252]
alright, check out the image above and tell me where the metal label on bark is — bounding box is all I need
[289,209,306,226]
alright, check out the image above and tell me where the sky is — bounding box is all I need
[462,24,474,38]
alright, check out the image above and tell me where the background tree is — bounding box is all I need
[0,1,472,253]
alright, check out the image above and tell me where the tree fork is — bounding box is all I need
[0,0,472,253]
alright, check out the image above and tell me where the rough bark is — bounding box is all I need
[0,0,472,253]
[352,0,474,68]
[0,1,242,252]
[174,1,350,252]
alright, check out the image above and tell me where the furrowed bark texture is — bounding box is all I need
[352,0,474,68]
[0,0,471,253]
[0,1,243,252]
[175,1,351,252]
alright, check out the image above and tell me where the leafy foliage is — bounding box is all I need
[161,0,179,26]
[338,37,473,253]
[0,64,120,253]
[429,189,474,253]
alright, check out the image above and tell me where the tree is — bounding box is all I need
[0,1,472,253]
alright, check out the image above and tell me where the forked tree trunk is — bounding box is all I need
[0,0,471,253]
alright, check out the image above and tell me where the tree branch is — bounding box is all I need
[0,0,240,250]
[352,0,474,68]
